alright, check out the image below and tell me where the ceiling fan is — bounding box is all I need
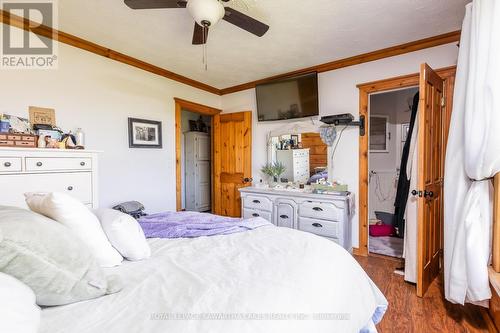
[124,0,270,45]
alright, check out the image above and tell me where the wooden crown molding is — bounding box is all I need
[220,30,461,95]
[1,9,460,97]
[0,10,221,95]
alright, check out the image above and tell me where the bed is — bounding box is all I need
[40,225,387,333]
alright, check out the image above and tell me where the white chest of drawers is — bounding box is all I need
[276,149,310,183]
[0,148,100,209]
[240,187,353,251]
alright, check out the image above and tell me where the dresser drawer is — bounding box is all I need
[15,141,36,147]
[0,157,22,172]
[0,140,14,146]
[243,195,272,212]
[243,208,272,223]
[0,172,93,207]
[7,135,22,141]
[299,201,342,221]
[26,157,92,171]
[276,202,294,228]
[298,217,339,239]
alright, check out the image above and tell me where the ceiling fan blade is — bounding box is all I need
[192,23,209,45]
[223,7,269,37]
[124,0,187,9]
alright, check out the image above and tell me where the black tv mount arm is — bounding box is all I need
[320,114,366,136]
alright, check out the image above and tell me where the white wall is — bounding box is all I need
[0,41,220,213]
[221,43,458,247]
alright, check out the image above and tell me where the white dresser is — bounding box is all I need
[184,132,211,212]
[240,187,352,251]
[276,149,310,183]
[0,148,99,209]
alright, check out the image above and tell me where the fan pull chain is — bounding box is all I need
[203,43,208,71]
[202,25,208,71]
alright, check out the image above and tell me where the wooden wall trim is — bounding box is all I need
[354,65,456,256]
[0,10,221,95]
[493,174,500,272]
[175,98,221,211]
[174,98,222,116]
[220,31,461,95]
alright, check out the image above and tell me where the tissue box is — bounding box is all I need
[311,183,349,192]
[36,129,62,141]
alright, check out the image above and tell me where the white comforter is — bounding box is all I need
[40,226,387,333]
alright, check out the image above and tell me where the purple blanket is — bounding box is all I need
[138,211,272,239]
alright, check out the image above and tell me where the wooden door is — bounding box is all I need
[417,63,445,297]
[213,112,252,217]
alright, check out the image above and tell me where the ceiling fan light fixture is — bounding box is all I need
[187,0,225,27]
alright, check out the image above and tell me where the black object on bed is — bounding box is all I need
[393,92,419,237]
[113,201,147,219]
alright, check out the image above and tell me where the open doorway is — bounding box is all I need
[368,87,418,259]
[358,66,456,296]
[174,98,221,212]
[181,110,212,212]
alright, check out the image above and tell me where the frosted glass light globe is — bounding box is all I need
[187,0,225,27]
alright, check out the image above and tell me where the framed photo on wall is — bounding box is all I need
[128,118,162,148]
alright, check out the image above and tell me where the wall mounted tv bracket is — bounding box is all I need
[320,113,365,136]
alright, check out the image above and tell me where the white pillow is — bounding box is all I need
[25,192,123,267]
[0,272,40,333]
[93,209,151,261]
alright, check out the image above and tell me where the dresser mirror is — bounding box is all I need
[267,122,328,185]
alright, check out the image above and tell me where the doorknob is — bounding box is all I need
[411,190,423,197]
[424,190,434,198]
[243,177,253,184]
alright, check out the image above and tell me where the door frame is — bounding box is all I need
[174,98,222,211]
[355,66,456,257]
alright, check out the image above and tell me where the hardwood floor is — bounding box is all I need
[355,255,490,332]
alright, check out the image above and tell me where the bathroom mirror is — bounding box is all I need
[369,115,390,152]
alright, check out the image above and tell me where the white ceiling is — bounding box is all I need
[58,0,468,89]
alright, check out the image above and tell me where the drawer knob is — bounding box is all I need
[4,162,11,167]
[312,223,323,228]
[80,161,86,166]
[252,213,260,217]
[252,199,261,204]
[280,215,289,219]
[67,186,74,191]
[36,162,43,167]
[313,207,323,212]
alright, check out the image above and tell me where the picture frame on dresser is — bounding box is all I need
[128,118,162,149]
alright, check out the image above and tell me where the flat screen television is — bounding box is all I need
[256,72,319,122]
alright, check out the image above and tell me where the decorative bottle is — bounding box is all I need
[37,135,46,148]
[75,128,85,146]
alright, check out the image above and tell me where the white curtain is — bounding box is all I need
[444,0,500,305]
